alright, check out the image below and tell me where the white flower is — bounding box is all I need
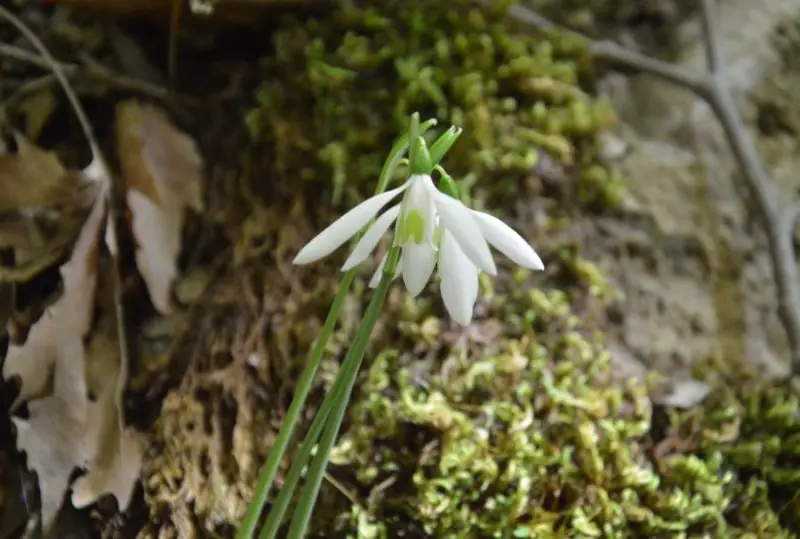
[293,174,544,325]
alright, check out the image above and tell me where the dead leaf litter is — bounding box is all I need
[2,98,204,529]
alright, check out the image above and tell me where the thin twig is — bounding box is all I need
[590,41,710,96]
[700,0,723,74]
[323,471,359,506]
[0,13,101,160]
[485,0,800,374]
[0,42,191,103]
[0,42,49,65]
[168,0,183,84]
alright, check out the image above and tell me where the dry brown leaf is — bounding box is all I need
[2,183,105,406]
[6,188,105,524]
[19,91,58,142]
[73,277,145,512]
[0,135,97,283]
[71,377,145,512]
[116,100,203,314]
[13,384,90,525]
[4,184,144,527]
[0,134,87,214]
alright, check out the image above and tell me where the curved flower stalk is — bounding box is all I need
[294,126,544,325]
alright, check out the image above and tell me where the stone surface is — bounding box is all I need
[590,0,800,378]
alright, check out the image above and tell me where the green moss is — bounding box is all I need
[246,0,618,211]
[324,288,798,538]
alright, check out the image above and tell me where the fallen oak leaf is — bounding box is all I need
[6,186,106,526]
[5,183,145,527]
[2,182,106,407]
[83,434,144,507]
[71,377,145,513]
[116,99,203,314]
[14,326,145,529]
[73,273,145,512]
[13,384,90,527]
[21,90,58,142]
[0,135,99,284]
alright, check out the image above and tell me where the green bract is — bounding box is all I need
[408,136,434,176]
[429,126,463,166]
[437,169,461,200]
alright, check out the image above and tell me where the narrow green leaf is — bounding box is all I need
[284,247,401,539]
[237,118,436,539]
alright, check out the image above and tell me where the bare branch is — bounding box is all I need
[700,0,724,73]
[696,1,800,375]
[0,42,50,65]
[780,204,800,239]
[590,41,711,97]
[0,8,102,161]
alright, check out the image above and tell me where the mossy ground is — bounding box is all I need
[121,0,799,537]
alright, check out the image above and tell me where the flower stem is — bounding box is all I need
[285,246,401,539]
[236,119,436,539]
[257,368,344,539]
[235,273,353,539]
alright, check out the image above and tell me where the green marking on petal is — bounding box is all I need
[401,209,426,244]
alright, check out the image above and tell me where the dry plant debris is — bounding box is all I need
[0,135,94,283]
[0,135,84,214]
[4,186,145,527]
[117,100,204,315]
[1,97,204,528]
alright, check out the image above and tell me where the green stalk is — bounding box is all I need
[257,367,345,539]
[285,247,401,539]
[237,119,436,539]
[236,274,353,539]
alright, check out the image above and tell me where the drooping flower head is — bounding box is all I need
[293,118,544,325]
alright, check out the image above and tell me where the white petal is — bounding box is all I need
[342,205,400,270]
[432,192,497,276]
[293,183,408,265]
[401,242,437,297]
[471,210,544,270]
[369,252,402,288]
[438,232,479,326]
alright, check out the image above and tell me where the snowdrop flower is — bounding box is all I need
[293,172,544,325]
